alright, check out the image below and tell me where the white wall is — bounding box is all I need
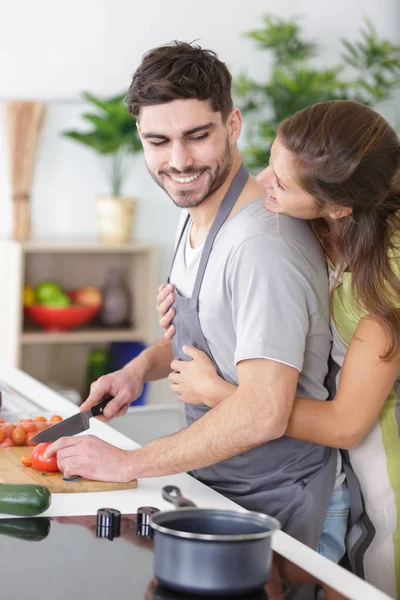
[0,0,399,404]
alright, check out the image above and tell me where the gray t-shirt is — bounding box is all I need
[171,198,332,400]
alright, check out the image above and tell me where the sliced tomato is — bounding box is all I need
[31,442,59,472]
[21,455,32,467]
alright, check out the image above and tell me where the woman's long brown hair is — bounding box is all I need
[278,100,400,360]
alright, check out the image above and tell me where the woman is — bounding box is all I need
[157,100,400,597]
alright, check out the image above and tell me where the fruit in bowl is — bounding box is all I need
[75,286,102,307]
[23,285,36,307]
[36,281,70,307]
[24,282,102,331]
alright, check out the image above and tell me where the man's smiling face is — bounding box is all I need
[137,98,234,208]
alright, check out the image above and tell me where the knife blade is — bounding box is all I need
[31,394,114,443]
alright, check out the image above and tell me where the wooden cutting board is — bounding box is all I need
[0,447,138,493]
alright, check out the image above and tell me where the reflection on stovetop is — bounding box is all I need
[0,512,338,600]
[151,583,268,600]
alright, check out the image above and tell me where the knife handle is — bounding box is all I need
[91,394,114,417]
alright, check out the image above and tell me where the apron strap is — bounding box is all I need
[167,213,190,284]
[189,163,249,310]
[342,450,364,526]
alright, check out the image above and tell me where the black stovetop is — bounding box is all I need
[0,512,323,599]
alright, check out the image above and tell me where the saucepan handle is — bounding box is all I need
[162,485,197,508]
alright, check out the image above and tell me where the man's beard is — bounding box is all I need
[147,139,232,209]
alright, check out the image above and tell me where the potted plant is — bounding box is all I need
[235,16,400,171]
[63,92,143,244]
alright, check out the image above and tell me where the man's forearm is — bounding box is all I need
[126,361,295,479]
[124,336,174,382]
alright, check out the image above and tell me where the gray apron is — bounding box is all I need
[168,164,337,556]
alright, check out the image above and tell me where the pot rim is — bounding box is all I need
[150,507,281,542]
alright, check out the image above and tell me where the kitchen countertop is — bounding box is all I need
[0,362,392,600]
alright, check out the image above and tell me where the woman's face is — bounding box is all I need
[256,137,322,220]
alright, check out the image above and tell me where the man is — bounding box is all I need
[47,41,339,553]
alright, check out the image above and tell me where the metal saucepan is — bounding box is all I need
[149,485,280,596]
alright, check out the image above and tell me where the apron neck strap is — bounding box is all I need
[189,163,249,308]
[167,213,190,284]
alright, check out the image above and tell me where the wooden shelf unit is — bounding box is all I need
[0,238,156,398]
[20,328,150,345]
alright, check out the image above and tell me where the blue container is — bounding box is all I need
[108,342,149,406]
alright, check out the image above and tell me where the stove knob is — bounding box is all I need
[96,507,121,541]
[137,506,160,538]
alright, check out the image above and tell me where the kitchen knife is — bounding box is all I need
[31,394,114,443]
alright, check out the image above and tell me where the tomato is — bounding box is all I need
[35,423,50,432]
[0,439,15,447]
[31,442,59,472]
[0,419,4,424]
[34,416,47,423]
[19,418,36,434]
[26,432,38,446]
[50,415,63,423]
[0,429,5,444]
[21,455,32,467]
[11,425,26,446]
[1,423,14,439]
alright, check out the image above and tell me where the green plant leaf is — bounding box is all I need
[61,91,142,193]
[236,13,400,171]
[245,14,316,66]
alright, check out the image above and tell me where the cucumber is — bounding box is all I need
[0,484,51,516]
[0,517,51,541]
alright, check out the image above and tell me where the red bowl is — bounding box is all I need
[24,291,101,332]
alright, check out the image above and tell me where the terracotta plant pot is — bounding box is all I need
[96,195,136,244]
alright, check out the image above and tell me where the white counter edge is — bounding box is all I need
[0,362,392,600]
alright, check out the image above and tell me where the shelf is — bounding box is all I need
[20,328,151,344]
[0,239,156,395]
[12,238,154,254]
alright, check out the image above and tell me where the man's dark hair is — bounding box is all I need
[126,41,233,120]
